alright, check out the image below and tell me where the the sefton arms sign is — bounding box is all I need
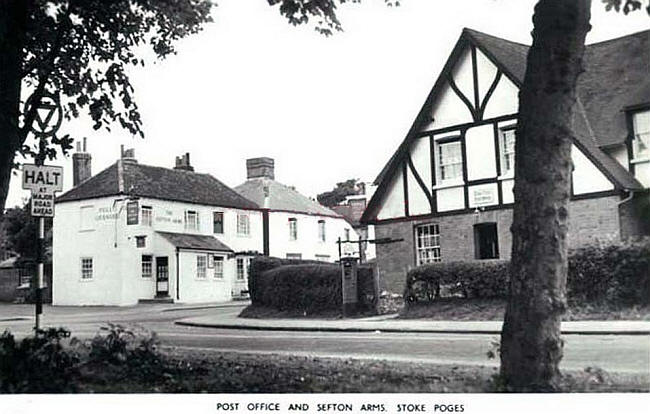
[22,164,63,217]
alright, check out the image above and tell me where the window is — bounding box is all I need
[213,211,224,234]
[318,220,326,242]
[499,128,516,175]
[286,253,302,260]
[80,206,94,231]
[196,255,207,279]
[474,223,499,259]
[344,228,350,241]
[315,254,330,262]
[141,255,153,278]
[437,140,463,182]
[632,110,650,160]
[135,235,146,248]
[237,214,250,236]
[415,224,441,265]
[214,256,224,279]
[81,257,93,280]
[184,210,199,231]
[141,206,153,226]
[289,218,298,241]
[236,258,245,280]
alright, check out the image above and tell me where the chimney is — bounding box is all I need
[72,137,91,186]
[246,157,274,180]
[120,145,137,164]
[174,152,194,172]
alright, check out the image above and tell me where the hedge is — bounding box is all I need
[248,256,324,306]
[405,239,650,306]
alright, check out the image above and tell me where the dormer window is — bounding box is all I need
[632,110,650,161]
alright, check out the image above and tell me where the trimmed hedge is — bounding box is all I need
[248,256,324,306]
[405,239,650,307]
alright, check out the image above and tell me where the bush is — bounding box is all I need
[404,239,650,307]
[252,263,342,314]
[248,256,323,306]
[0,328,79,393]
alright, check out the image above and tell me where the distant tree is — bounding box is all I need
[0,0,213,216]
[2,202,52,262]
[317,178,362,207]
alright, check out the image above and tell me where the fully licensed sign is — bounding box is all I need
[22,164,64,217]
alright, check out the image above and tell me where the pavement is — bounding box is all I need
[175,308,650,335]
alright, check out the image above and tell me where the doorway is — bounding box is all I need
[474,223,499,259]
[155,256,169,297]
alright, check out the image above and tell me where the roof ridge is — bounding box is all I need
[462,27,530,47]
[585,29,649,47]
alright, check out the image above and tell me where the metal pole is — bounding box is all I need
[35,217,44,331]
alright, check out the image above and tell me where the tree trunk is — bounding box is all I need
[500,0,591,392]
[0,0,27,217]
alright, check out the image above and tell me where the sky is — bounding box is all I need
[7,0,650,209]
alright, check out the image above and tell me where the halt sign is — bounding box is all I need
[22,164,63,217]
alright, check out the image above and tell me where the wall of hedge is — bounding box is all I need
[405,239,650,307]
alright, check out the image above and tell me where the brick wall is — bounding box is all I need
[375,195,624,294]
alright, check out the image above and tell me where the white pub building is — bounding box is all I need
[53,148,263,306]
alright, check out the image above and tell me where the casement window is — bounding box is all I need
[289,218,298,241]
[315,254,330,262]
[318,220,326,242]
[632,110,650,160]
[436,140,463,182]
[135,235,146,248]
[415,223,441,265]
[141,206,153,226]
[214,256,224,279]
[499,127,516,175]
[184,210,199,231]
[81,257,93,280]
[141,255,153,278]
[237,213,250,236]
[213,211,224,234]
[236,258,245,280]
[79,205,94,231]
[344,228,350,241]
[196,255,207,279]
[286,253,302,260]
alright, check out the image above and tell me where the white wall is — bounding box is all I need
[268,211,358,261]
[53,195,263,306]
[572,146,615,194]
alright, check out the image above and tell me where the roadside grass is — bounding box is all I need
[400,298,650,321]
[75,348,650,393]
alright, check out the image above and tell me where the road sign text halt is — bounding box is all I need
[22,164,63,217]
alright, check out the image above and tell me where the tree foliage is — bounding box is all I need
[317,178,363,207]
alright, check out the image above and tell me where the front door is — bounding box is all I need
[156,257,169,297]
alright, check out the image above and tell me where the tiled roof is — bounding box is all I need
[57,161,261,210]
[234,178,342,218]
[157,231,233,252]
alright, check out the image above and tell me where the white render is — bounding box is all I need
[53,195,262,306]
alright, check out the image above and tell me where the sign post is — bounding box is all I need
[22,164,63,330]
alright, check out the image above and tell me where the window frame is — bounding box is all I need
[196,255,207,279]
[435,138,463,185]
[499,126,516,176]
[318,220,326,242]
[79,205,94,232]
[141,205,153,226]
[631,109,650,162]
[141,255,153,278]
[288,217,298,241]
[80,257,94,280]
[236,257,245,280]
[184,210,199,232]
[213,255,224,279]
[237,213,250,236]
[414,223,441,266]
[135,235,146,248]
[213,211,224,234]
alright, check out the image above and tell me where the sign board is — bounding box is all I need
[22,164,63,217]
[471,187,496,207]
[126,200,139,225]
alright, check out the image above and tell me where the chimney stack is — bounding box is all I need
[120,145,137,164]
[246,157,274,180]
[72,137,91,186]
[174,153,194,172]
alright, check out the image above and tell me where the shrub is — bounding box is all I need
[404,238,650,307]
[0,328,79,393]
[252,263,342,314]
[248,256,323,305]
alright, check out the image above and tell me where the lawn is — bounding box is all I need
[75,348,649,393]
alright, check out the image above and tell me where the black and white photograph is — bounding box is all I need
[0,0,649,411]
